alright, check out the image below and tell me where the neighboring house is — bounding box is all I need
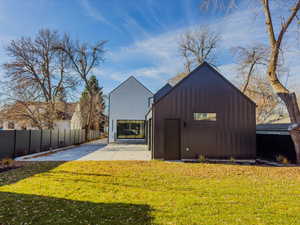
[147,62,256,160]
[0,101,76,130]
[108,76,153,143]
[71,103,108,132]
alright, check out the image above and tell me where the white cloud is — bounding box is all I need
[99,6,266,86]
[79,0,121,31]
[94,4,300,95]
[102,28,184,84]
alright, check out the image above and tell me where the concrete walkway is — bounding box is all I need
[16,139,151,161]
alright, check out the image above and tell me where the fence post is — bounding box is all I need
[40,129,43,152]
[12,130,17,158]
[49,130,52,150]
[28,130,32,155]
[57,129,59,147]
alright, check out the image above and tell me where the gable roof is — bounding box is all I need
[154,61,256,106]
[109,76,153,96]
[154,83,173,102]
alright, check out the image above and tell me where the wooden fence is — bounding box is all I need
[0,129,101,160]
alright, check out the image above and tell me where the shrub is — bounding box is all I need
[0,158,14,168]
[276,155,290,164]
[198,155,206,163]
[229,156,235,163]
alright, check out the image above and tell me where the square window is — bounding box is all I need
[193,113,216,121]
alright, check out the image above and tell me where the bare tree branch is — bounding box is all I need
[3,29,77,129]
[179,26,220,72]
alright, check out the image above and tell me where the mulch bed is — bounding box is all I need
[0,162,24,174]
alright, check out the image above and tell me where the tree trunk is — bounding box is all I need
[46,102,55,130]
[278,92,300,163]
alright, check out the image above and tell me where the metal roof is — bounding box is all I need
[256,123,291,135]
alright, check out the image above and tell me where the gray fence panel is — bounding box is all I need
[41,130,51,151]
[70,130,75,145]
[81,130,86,143]
[79,130,82,143]
[90,130,94,140]
[30,130,41,154]
[88,130,92,141]
[65,129,71,146]
[15,130,30,157]
[73,130,77,144]
[58,129,65,147]
[0,129,100,160]
[51,130,59,149]
[75,130,80,144]
[0,131,15,159]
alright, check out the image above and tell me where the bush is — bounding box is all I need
[198,155,206,163]
[229,156,235,163]
[0,158,14,168]
[276,155,290,164]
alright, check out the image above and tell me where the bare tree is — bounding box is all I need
[3,29,77,129]
[55,36,106,137]
[202,0,300,162]
[232,45,269,93]
[232,45,282,123]
[179,27,220,73]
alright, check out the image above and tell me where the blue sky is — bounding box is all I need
[0,0,299,95]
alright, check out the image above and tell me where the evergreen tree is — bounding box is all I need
[79,75,105,131]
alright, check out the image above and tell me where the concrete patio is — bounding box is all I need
[16,139,151,161]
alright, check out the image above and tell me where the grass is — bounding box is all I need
[1,161,300,225]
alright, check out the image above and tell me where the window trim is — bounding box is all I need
[193,113,217,121]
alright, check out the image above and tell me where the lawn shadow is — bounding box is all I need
[0,162,64,186]
[0,191,154,225]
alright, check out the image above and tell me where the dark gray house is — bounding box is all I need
[147,62,256,160]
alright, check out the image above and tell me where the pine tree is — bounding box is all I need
[79,75,105,131]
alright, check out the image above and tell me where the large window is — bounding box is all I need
[193,113,217,121]
[117,120,145,139]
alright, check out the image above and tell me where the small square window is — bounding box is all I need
[194,113,216,121]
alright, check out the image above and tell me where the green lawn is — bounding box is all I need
[1,161,300,225]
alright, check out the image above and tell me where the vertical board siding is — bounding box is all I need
[153,64,256,159]
[59,129,66,147]
[41,130,51,151]
[51,130,59,149]
[30,130,41,154]
[15,131,30,157]
[0,131,15,159]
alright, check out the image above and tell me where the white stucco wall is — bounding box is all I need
[109,76,153,143]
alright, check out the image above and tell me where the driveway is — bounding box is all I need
[16,139,151,161]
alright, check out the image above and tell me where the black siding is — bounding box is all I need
[152,63,256,159]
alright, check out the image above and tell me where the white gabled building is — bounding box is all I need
[108,76,153,143]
